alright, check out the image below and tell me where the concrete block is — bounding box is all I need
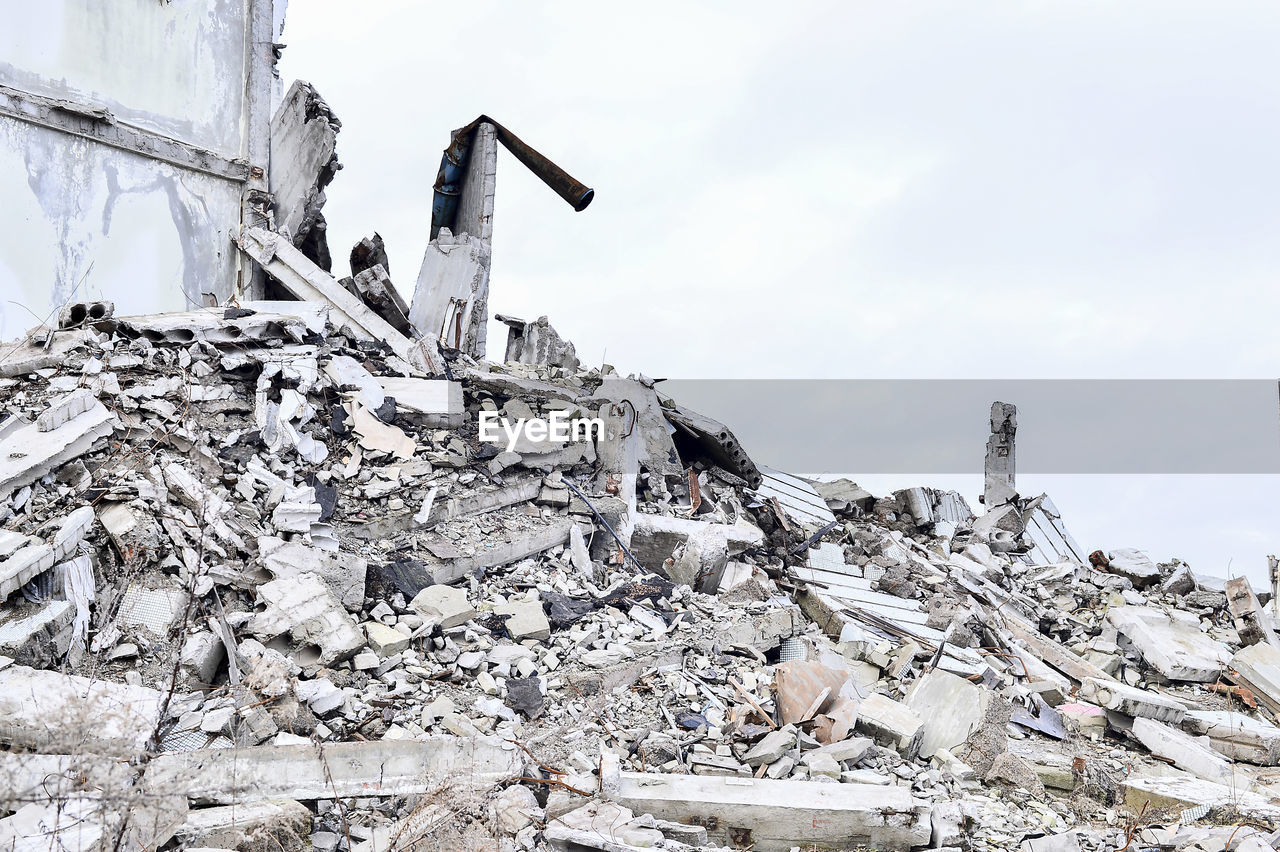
[856,693,923,755]
[1103,548,1162,588]
[248,572,364,666]
[742,729,796,766]
[495,597,551,642]
[410,584,477,628]
[905,668,991,759]
[260,537,367,612]
[36,389,97,432]
[365,622,410,656]
[0,543,55,601]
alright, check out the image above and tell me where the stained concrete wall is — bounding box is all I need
[0,0,251,158]
[0,0,280,343]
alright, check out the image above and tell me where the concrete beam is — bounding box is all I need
[147,738,521,805]
[0,82,251,183]
[601,754,930,851]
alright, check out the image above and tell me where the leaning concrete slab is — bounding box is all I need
[1130,717,1257,790]
[601,755,930,851]
[147,738,521,805]
[1122,775,1280,820]
[1184,710,1280,765]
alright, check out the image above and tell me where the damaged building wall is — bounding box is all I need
[0,0,280,343]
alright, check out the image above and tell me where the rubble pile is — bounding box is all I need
[3,305,1280,852]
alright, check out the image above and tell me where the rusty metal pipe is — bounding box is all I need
[431,115,593,240]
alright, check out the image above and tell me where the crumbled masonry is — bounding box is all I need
[3,301,1280,852]
[2,28,1278,850]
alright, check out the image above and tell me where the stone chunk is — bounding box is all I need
[856,693,923,755]
[364,622,410,656]
[743,728,796,766]
[495,597,550,642]
[1103,548,1162,588]
[409,584,476,629]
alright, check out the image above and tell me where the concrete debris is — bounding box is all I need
[270,80,341,268]
[0,58,1275,849]
[497,314,581,371]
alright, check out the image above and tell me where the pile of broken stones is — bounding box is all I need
[3,304,1280,852]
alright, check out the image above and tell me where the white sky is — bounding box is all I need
[278,1,1280,586]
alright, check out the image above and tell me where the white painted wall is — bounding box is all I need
[0,0,250,157]
[0,115,243,342]
[0,0,276,343]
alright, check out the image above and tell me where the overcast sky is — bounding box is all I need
[278,2,1280,586]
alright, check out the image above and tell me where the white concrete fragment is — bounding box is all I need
[905,668,991,759]
[1077,677,1187,723]
[1106,605,1232,682]
[147,738,521,805]
[0,396,116,503]
[248,572,364,665]
[0,664,163,756]
[409,585,476,629]
[1131,717,1257,790]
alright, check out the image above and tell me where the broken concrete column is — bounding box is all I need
[409,228,490,357]
[495,314,580,370]
[352,263,411,335]
[984,401,1016,507]
[270,80,341,269]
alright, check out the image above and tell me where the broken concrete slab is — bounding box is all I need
[235,226,432,371]
[628,513,764,571]
[378,376,464,428]
[1184,710,1280,765]
[1103,548,1162,589]
[409,584,477,628]
[175,798,312,852]
[496,314,580,371]
[1106,605,1233,682]
[147,738,521,805]
[0,395,116,503]
[856,693,923,755]
[270,80,341,263]
[1130,716,1256,790]
[0,600,75,667]
[351,263,411,335]
[601,754,930,851]
[259,536,367,612]
[0,664,162,756]
[248,571,364,666]
[1077,677,1187,723]
[410,228,490,357]
[905,668,993,759]
[1121,775,1280,820]
[1228,642,1280,716]
[1225,575,1280,649]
